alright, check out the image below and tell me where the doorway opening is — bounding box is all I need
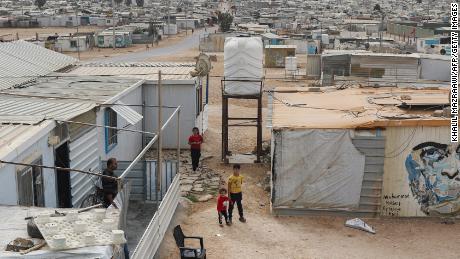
[55,142,71,208]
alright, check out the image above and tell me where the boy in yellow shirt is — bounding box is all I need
[227,164,246,223]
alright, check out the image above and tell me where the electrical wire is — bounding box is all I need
[51,119,157,136]
[0,160,118,180]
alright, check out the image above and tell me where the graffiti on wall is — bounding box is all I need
[405,142,460,216]
[382,193,410,217]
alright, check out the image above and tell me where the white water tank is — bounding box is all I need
[285,56,297,72]
[224,37,263,96]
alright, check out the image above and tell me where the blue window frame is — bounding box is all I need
[105,108,118,153]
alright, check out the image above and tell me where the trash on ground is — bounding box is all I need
[345,218,376,234]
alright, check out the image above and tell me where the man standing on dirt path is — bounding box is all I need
[188,127,203,172]
[228,164,246,224]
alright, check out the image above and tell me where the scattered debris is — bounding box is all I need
[6,238,34,252]
[441,218,455,225]
[433,110,444,117]
[400,95,412,100]
[308,87,322,92]
[345,218,376,234]
[258,171,271,193]
[20,241,46,255]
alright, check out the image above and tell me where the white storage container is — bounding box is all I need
[321,34,329,44]
[285,56,297,72]
[224,37,263,96]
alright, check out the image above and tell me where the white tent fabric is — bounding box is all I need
[273,129,365,209]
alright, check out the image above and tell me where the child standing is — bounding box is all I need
[188,127,203,172]
[217,188,230,226]
[228,164,246,223]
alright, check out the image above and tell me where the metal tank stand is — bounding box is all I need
[221,78,263,164]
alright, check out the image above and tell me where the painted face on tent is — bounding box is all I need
[405,142,460,216]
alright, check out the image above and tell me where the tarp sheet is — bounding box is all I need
[273,129,365,209]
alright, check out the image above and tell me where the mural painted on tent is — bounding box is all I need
[405,142,460,216]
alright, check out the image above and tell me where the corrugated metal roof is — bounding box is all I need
[0,76,142,103]
[0,97,95,125]
[67,64,196,82]
[80,62,195,68]
[111,101,143,125]
[0,40,77,90]
[0,122,54,160]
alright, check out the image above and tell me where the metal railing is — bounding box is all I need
[131,171,181,259]
[116,71,182,258]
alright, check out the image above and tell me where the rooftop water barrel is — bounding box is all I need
[224,37,263,96]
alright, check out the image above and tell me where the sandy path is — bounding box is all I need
[152,48,460,259]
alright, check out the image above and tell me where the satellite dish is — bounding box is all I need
[190,53,212,77]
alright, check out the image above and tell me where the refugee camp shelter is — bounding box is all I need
[261,32,284,45]
[0,76,144,208]
[97,31,132,48]
[67,62,209,148]
[0,40,184,258]
[321,51,450,86]
[55,35,92,52]
[270,86,451,217]
[264,45,296,68]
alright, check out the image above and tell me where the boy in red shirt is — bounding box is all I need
[188,127,203,172]
[217,188,230,226]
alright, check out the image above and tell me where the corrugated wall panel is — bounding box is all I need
[352,136,385,217]
[69,127,100,208]
[306,54,321,78]
[322,54,351,76]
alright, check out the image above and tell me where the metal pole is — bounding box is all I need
[112,0,116,50]
[118,107,179,179]
[167,0,171,37]
[75,4,80,60]
[256,95,262,163]
[185,5,187,36]
[176,108,180,175]
[156,71,163,201]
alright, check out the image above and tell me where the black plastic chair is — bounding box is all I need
[173,225,206,259]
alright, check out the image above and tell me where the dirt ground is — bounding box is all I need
[66,31,190,61]
[0,26,190,61]
[149,47,460,259]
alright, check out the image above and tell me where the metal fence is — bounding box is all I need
[102,160,177,202]
[146,160,178,202]
[131,172,181,259]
